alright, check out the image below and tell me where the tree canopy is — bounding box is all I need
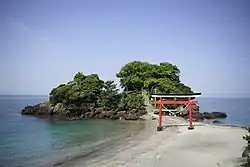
[116,61,193,94]
[49,61,193,114]
[49,72,146,114]
[49,72,104,106]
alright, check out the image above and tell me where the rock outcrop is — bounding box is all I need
[203,112,227,119]
[21,102,147,121]
[153,104,227,122]
[180,111,227,122]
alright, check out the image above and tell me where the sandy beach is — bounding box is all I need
[79,113,248,167]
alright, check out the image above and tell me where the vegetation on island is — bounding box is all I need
[22,61,193,120]
[49,72,145,114]
[116,61,193,94]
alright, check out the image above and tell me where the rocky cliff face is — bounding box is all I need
[21,102,147,121]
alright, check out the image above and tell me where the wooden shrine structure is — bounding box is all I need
[150,93,202,131]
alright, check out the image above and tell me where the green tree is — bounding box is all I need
[116,61,151,91]
[116,61,193,94]
[49,84,70,105]
[98,80,120,110]
[73,72,86,83]
[49,73,104,107]
[118,93,146,112]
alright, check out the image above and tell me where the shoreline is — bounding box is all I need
[33,113,249,167]
[49,120,146,167]
[74,114,248,167]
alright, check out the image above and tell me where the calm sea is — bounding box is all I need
[0,95,143,167]
[198,97,250,126]
[0,96,249,167]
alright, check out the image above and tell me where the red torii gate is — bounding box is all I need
[151,93,202,131]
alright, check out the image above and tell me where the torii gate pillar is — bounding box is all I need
[187,97,194,130]
[157,97,163,131]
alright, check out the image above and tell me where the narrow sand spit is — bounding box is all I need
[84,114,247,167]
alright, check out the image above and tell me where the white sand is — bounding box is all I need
[83,114,247,167]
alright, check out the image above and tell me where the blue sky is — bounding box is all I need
[1,0,250,97]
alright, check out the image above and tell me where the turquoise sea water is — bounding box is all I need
[0,96,249,167]
[0,96,143,167]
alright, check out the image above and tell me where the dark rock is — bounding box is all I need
[130,109,137,114]
[22,102,53,116]
[193,112,204,121]
[117,111,126,118]
[53,103,64,113]
[203,112,227,119]
[95,108,104,115]
[53,103,69,116]
[136,110,147,116]
[105,111,113,118]
[125,113,139,120]
[212,120,223,124]
[98,111,106,119]
[85,112,94,118]
[152,116,157,120]
[110,115,119,120]
[212,112,227,118]
[242,147,250,158]
[184,112,204,122]
[154,110,159,114]
[21,101,148,121]
[153,110,170,116]
[163,111,171,116]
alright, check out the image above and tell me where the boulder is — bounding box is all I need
[21,102,53,116]
[117,111,126,118]
[136,110,147,116]
[85,112,94,118]
[53,103,65,114]
[184,112,204,122]
[98,111,106,119]
[193,112,204,121]
[80,114,85,119]
[95,108,104,115]
[212,120,223,124]
[203,112,227,119]
[125,113,139,120]
[105,111,114,118]
[153,110,170,116]
[110,115,119,120]
[130,109,137,114]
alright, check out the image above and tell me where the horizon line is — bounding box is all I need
[0,94,249,99]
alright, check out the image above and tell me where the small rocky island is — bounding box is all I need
[21,61,227,121]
